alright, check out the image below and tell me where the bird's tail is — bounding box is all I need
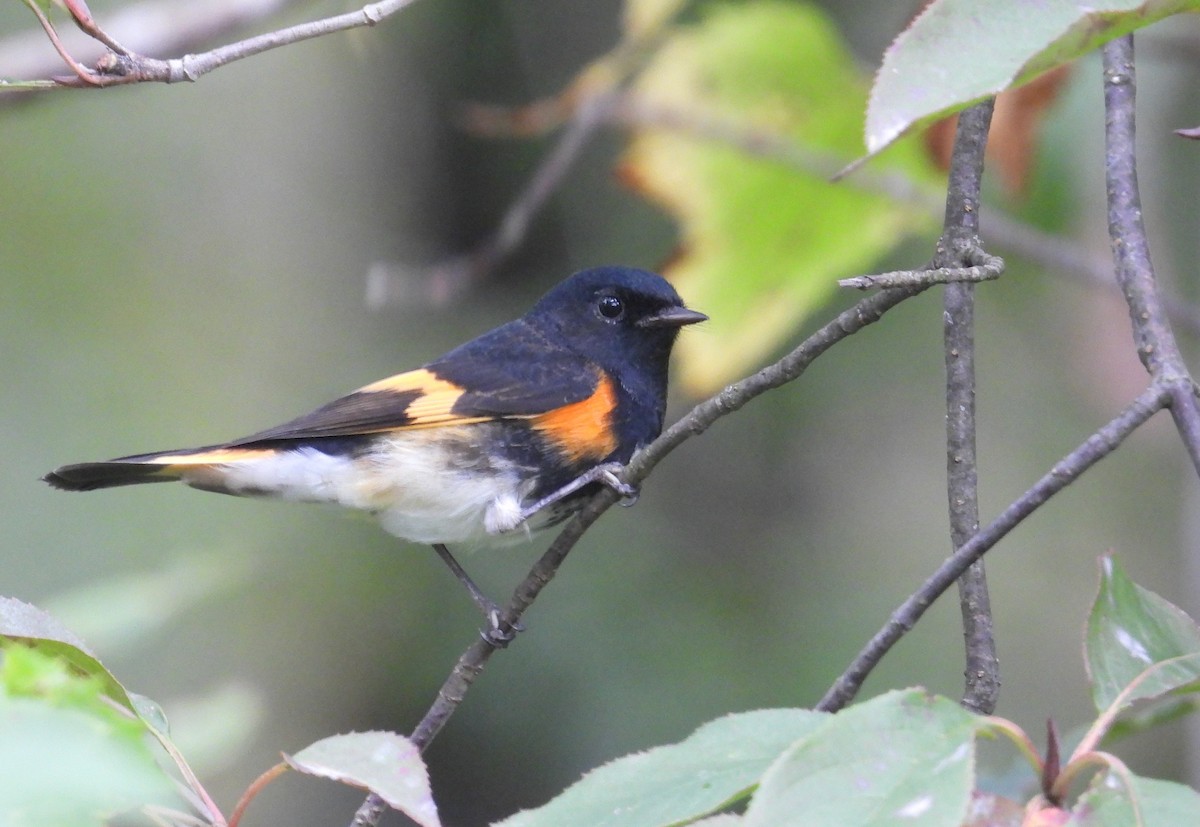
[44,461,177,491]
[43,445,268,492]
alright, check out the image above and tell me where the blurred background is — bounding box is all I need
[2,1,1200,824]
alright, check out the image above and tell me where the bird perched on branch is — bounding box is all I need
[44,266,706,642]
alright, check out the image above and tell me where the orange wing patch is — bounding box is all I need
[358,368,482,428]
[531,373,618,463]
[360,367,459,395]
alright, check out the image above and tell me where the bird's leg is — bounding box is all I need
[516,462,639,526]
[431,543,520,646]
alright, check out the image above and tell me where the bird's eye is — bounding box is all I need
[597,295,625,320]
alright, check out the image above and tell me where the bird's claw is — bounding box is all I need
[596,464,639,506]
[479,608,524,648]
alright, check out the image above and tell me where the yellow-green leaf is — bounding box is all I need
[623,0,690,39]
[623,1,938,393]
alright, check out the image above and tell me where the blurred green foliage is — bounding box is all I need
[0,644,179,825]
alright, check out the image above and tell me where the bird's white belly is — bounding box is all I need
[188,429,534,546]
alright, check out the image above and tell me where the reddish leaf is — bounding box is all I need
[61,0,96,27]
[924,65,1071,197]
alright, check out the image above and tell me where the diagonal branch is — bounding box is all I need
[378,20,680,304]
[415,89,624,303]
[817,383,1170,713]
[17,0,101,85]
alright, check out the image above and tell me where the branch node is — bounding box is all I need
[364,3,386,24]
[95,52,135,78]
[172,56,200,83]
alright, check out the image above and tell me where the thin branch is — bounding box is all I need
[613,95,857,181]
[347,791,387,827]
[415,90,623,304]
[376,30,682,306]
[228,762,288,827]
[838,250,1002,290]
[410,486,619,751]
[63,1,133,57]
[629,286,927,481]
[937,99,1000,715]
[1,0,301,93]
[1103,35,1200,477]
[6,0,414,89]
[155,0,410,83]
[18,0,101,85]
[817,383,1171,713]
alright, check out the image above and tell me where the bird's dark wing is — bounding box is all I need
[226,319,602,445]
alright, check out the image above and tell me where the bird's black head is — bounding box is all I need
[528,266,707,381]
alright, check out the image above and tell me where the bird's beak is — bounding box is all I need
[638,306,709,329]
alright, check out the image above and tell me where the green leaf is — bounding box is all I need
[1069,773,1200,826]
[867,0,1200,154]
[1085,555,1200,714]
[624,1,937,393]
[0,596,135,713]
[1,644,142,738]
[0,597,218,818]
[1104,697,1200,744]
[287,731,439,827]
[0,648,178,826]
[743,689,979,827]
[494,709,825,827]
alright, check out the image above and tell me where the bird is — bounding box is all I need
[44,266,706,641]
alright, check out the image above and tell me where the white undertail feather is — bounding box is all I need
[175,428,534,547]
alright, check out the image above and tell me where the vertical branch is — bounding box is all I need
[1102,35,1200,476]
[937,100,1000,714]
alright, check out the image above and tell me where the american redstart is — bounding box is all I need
[44,266,706,639]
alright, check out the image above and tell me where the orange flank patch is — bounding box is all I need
[531,373,618,463]
[146,447,275,465]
